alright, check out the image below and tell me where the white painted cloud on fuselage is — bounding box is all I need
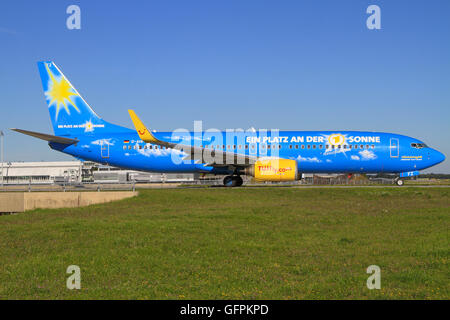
[297,155,322,163]
[91,138,115,146]
[359,150,377,160]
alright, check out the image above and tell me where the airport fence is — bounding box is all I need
[0,181,182,192]
[0,177,400,192]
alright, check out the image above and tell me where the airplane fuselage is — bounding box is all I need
[50,130,445,176]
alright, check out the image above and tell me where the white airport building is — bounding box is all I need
[0,161,196,185]
[0,161,83,185]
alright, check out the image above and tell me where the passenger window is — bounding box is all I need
[301,145,305,149]
[319,145,323,149]
[289,145,292,149]
[313,145,316,149]
[354,145,358,149]
[349,145,353,149]
[307,145,311,149]
[278,145,282,149]
[295,145,299,149]
[366,145,369,149]
[371,145,375,149]
[123,145,126,150]
[245,145,248,149]
[360,145,364,149]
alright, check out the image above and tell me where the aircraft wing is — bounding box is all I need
[10,128,79,145]
[128,110,256,167]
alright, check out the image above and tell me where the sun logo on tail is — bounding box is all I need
[45,63,79,120]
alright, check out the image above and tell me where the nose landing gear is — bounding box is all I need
[223,175,243,187]
[394,177,404,186]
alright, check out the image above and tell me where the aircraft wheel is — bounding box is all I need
[396,179,404,186]
[234,176,243,187]
[223,176,235,187]
[223,176,243,187]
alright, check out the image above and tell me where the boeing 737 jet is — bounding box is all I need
[11,62,446,186]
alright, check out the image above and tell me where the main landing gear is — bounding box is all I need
[394,177,404,186]
[223,175,243,187]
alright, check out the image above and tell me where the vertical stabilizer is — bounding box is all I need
[37,61,129,136]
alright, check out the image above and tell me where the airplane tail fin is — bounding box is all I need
[37,61,129,136]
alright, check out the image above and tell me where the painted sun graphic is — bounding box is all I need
[84,120,94,132]
[45,64,79,120]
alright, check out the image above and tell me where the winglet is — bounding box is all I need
[128,110,158,143]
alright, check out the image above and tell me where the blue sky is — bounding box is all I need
[0,0,449,172]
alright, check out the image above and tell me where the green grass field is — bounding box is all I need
[0,187,448,299]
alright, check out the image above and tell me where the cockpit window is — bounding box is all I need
[411,143,427,149]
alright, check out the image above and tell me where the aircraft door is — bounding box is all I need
[101,141,109,158]
[390,138,399,158]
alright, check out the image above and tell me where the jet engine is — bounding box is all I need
[244,159,300,181]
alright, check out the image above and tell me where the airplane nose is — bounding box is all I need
[434,149,445,165]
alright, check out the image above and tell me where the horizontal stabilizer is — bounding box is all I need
[10,128,79,145]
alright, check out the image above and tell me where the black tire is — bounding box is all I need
[223,176,243,187]
[223,176,234,187]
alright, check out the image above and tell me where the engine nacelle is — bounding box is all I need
[245,159,300,181]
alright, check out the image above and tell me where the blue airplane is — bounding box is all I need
[11,62,445,186]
